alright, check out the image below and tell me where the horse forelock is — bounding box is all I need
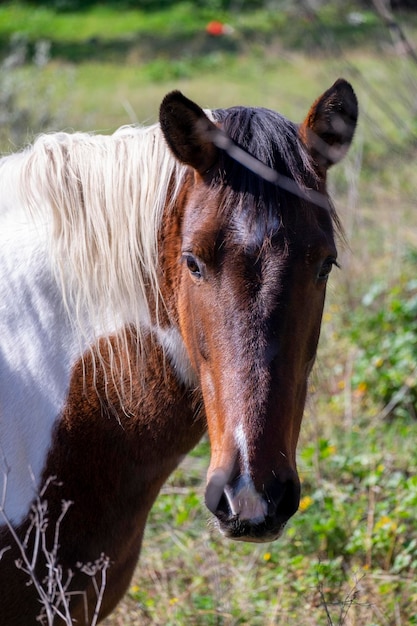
[213,105,318,186]
[210,106,341,244]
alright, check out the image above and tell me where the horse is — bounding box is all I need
[0,78,357,625]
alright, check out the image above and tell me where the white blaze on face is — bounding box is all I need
[234,423,250,474]
[232,424,267,523]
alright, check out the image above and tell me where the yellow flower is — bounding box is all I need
[130,585,140,594]
[299,495,313,511]
[355,381,367,396]
[263,552,271,561]
[169,597,179,605]
[375,516,397,532]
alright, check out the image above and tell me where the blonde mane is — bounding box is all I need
[8,123,189,378]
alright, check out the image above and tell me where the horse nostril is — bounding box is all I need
[205,469,230,516]
[267,478,300,522]
[214,492,231,519]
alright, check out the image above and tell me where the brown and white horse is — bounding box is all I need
[0,79,357,624]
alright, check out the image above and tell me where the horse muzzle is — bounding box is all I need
[205,469,301,543]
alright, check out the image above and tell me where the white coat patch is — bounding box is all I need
[0,202,83,525]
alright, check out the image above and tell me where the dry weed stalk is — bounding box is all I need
[0,465,110,625]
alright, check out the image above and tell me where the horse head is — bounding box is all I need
[159,80,357,542]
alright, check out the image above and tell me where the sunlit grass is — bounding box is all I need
[0,2,215,41]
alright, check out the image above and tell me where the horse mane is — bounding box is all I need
[8,124,188,360]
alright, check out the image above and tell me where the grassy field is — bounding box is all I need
[2,2,417,624]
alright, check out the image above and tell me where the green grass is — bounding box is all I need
[2,2,417,624]
[0,2,215,41]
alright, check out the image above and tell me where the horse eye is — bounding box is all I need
[317,256,338,281]
[184,254,203,279]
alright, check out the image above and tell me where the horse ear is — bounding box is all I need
[299,78,358,173]
[159,91,219,174]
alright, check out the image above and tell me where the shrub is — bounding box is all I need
[347,261,417,420]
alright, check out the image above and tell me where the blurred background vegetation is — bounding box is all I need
[1,1,417,624]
